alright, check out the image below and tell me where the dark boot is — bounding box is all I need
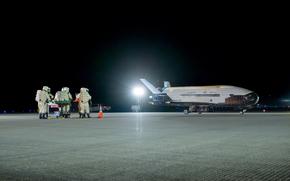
[79,113,81,118]
[87,113,90,118]
[39,114,43,119]
[43,113,48,119]
[80,113,84,118]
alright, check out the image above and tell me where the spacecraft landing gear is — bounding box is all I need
[184,106,209,114]
[240,109,247,115]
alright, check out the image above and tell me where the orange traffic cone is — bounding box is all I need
[97,105,104,119]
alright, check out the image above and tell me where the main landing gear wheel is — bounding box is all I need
[240,109,247,114]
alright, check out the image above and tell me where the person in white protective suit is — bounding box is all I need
[61,87,72,118]
[35,86,51,119]
[54,87,72,118]
[79,87,92,118]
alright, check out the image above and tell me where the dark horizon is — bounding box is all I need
[1,15,289,112]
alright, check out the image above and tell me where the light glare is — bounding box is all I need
[133,87,145,97]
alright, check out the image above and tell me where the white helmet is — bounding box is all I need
[62,87,69,92]
[42,86,50,92]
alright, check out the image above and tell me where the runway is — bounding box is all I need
[0,113,290,180]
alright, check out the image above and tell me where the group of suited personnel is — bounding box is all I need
[35,86,92,119]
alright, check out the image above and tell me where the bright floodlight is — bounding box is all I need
[133,87,145,97]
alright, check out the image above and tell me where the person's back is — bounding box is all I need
[80,89,91,103]
[39,90,50,103]
[54,91,61,102]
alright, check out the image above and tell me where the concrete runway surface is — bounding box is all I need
[0,113,290,181]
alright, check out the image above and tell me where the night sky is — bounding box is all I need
[1,13,289,112]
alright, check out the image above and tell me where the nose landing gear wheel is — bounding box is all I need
[240,109,247,114]
[184,109,189,114]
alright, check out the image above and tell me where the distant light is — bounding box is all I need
[133,87,145,97]
[281,99,290,102]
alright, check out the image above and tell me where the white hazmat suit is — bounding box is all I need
[54,87,72,118]
[79,88,91,118]
[35,86,51,119]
